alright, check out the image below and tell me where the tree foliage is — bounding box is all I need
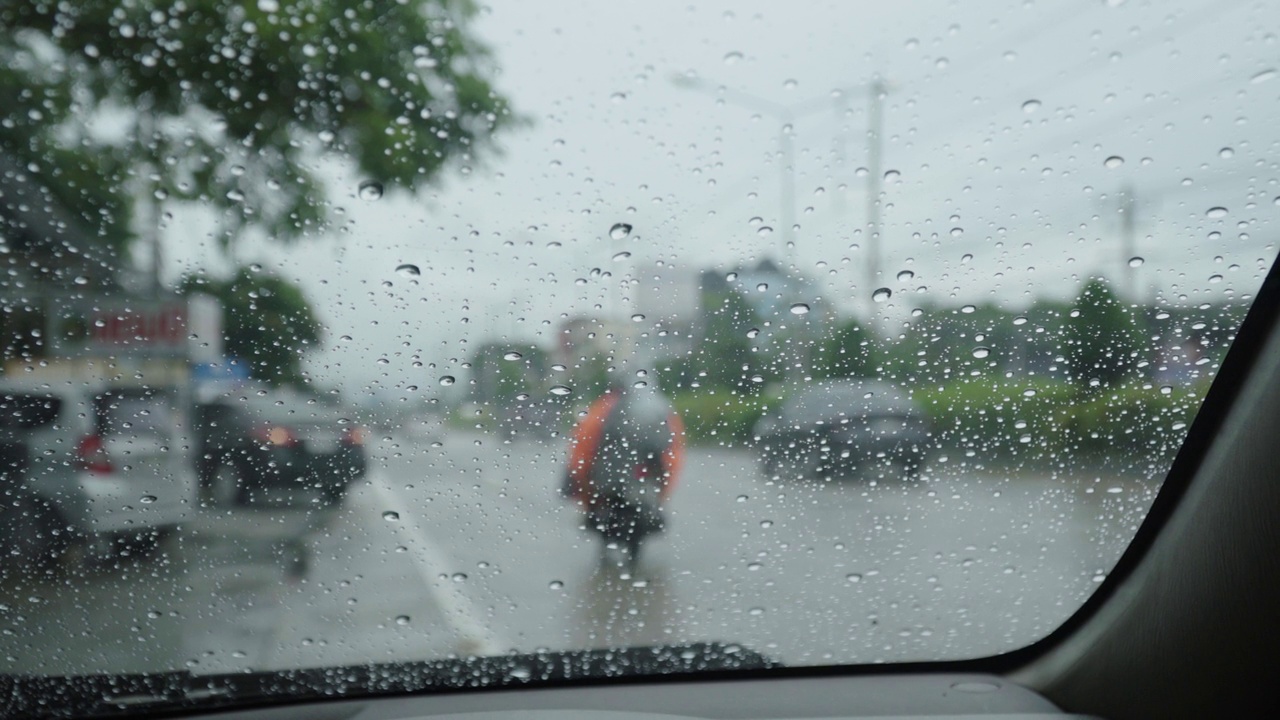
[0,0,515,256]
[179,267,321,387]
[1066,277,1138,389]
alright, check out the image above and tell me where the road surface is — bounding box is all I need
[0,429,1157,676]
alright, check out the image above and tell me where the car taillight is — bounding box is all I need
[252,425,299,447]
[341,426,368,446]
[76,435,113,475]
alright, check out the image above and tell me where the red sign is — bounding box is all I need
[89,305,188,349]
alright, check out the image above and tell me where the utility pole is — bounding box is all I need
[865,80,886,321]
[1120,184,1137,303]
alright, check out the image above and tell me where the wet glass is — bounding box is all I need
[0,0,1276,706]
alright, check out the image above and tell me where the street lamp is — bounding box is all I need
[670,73,888,301]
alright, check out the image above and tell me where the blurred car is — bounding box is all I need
[0,379,196,567]
[195,390,367,507]
[753,379,931,480]
[496,399,560,441]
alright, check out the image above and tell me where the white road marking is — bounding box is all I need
[370,477,508,656]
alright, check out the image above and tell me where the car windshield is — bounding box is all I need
[0,0,1276,713]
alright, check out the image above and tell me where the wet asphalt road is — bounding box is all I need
[0,428,1158,676]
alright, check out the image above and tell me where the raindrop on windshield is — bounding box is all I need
[1250,68,1277,84]
[972,347,991,359]
[789,303,810,315]
[883,169,901,182]
[723,51,743,65]
[631,314,645,322]
[896,270,914,282]
[1219,147,1235,159]
[1206,207,1228,219]
[1104,156,1124,168]
[1021,99,1041,113]
[609,222,632,240]
[439,376,456,386]
[503,351,523,361]
[746,328,760,338]
[1128,256,1145,268]
[872,288,892,302]
[395,263,421,277]
[612,251,631,261]
[550,385,573,396]
[757,226,774,237]
[383,511,400,521]
[358,180,384,200]
[549,580,564,590]
[395,615,410,626]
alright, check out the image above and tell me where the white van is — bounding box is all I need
[0,378,197,567]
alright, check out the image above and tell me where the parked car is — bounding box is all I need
[0,379,196,567]
[194,390,368,507]
[753,379,931,480]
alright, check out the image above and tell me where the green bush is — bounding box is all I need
[913,377,1209,470]
[672,390,779,447]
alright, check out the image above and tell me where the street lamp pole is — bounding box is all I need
[865,80,886,322]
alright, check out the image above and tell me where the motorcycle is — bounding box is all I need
[585,458,666,569]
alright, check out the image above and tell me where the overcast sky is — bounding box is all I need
[163,0,1280,397]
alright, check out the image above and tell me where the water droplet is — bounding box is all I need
[748,606,765,616]
[383,511,400,521]
[961,304,976,314]
[723,51,743,65]
[395,263,420,277]
[73,276,88,286]
[503,351,523,361]
[358,180,384,200]
[1206,206,1228,219]
[746,328,760,339]
[439,376,456,386]
[896,270,914,282]
[846,573,863,583]
[451,572,467,583]
[549,580,564,590]
[756,226,774,237]
[509,666,532,680]
[630,313,646,322]
[883,169,901,182]
[872,287,892,303]
[549,385,573,396]
[1208,274,1223,283]
[1128,256,1145,267]
[756,283,769,292]
[1219,147,1235,159]
[1104,156,1124,169]
[1021,99,1041,113]
[609,222,632,240]
[950,227,963,237]
[1250,68,1277,84]
[726,271,739,281]
[612,251,632,261]
[972,347,991,359]
[395,615,410,626]
[789,303,810,315]
[140,495,157,504]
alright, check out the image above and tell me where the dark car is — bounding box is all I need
[195,391,368,507]
[754,379,931,480]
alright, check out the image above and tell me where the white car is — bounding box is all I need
[0,378,197,566]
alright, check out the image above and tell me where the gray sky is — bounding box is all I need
[163,0,1280,396]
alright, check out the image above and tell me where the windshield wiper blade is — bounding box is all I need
[1,642,776,719]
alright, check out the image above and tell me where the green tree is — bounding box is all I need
[1,0,515,260]
[1066,278,1138,390]
[179,268,321,387]
[812,319,877,380]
